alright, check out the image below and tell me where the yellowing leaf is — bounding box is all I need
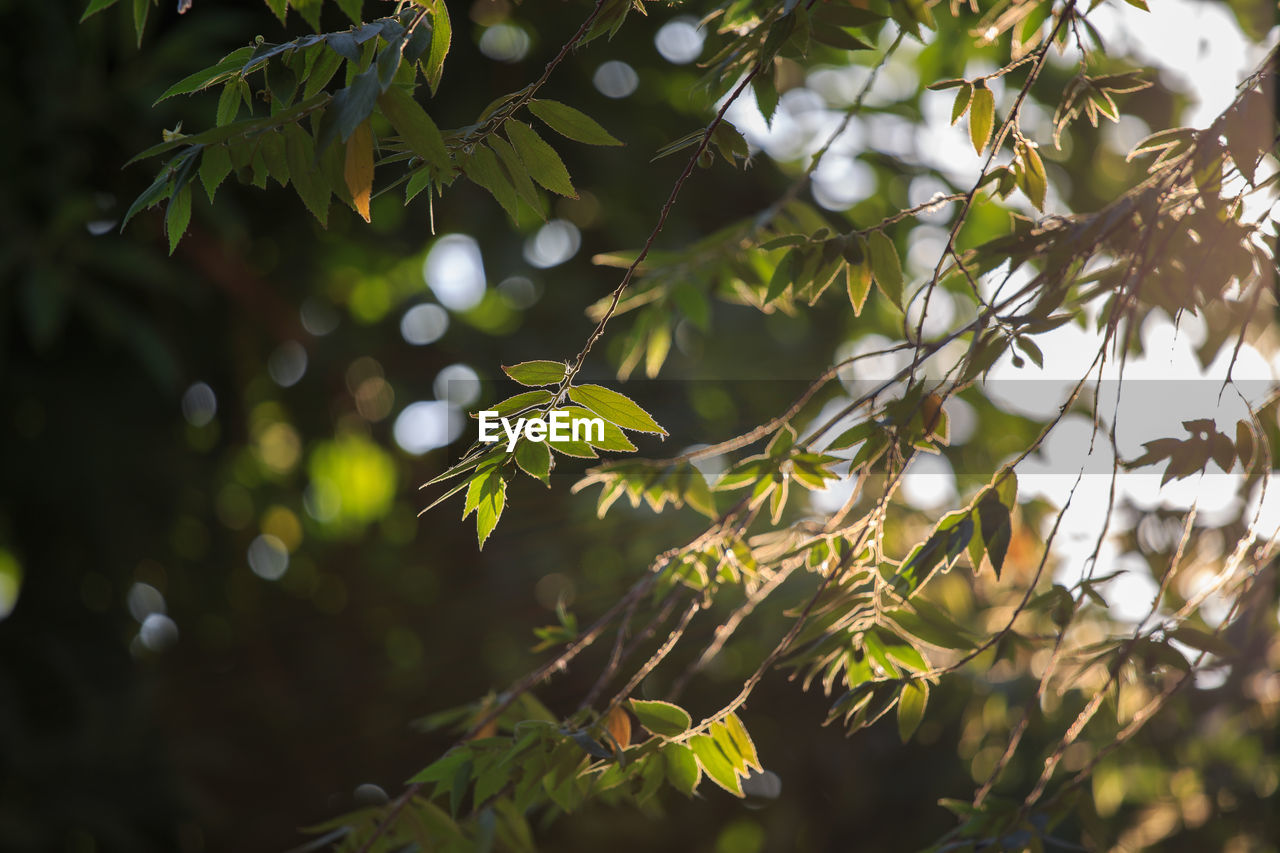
[605,705,632,749]
[343,119,374,223]
[969,84,995,154]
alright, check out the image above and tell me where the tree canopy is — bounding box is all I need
[2,0,1278,850]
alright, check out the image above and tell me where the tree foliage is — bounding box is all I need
[64,0,1280,849]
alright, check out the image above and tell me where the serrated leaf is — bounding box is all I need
[1019,143,1047,210]
[488,135,545,217]
[215,80,244,127]
[154,47,256,104]
[506,121,576,198]
[335,0,362,24]
[165,184,192,255]
[378,85,451,174]
[425,0,452,95]
[463,468,506,548]
[722,714,761,773]
[527,99,623,147]
[689,734,743,796]
[284,124,331,226]
[318,65,381,151]
[514,439,552,483]
[568,385,665,435]
[490,389,553,417]
[628,699,691,737]
[662,743,700,796]
[951,82,973,125]
[80,0,120,22]
[867,231,903,308]
[897,681,928,742]
[846,258,871,315]
[198,144,232,202]
[462,144,519,220]
[260,130,290,187]
[343,119,374,223]
[503,361,567,386]
[969,84,995,154]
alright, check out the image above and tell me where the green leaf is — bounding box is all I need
[378,85,452,174]
[462,144,519,220]
[969,83,995,154]
[722,713,761,773]
[514,439,552,483]
[260,130,290,187]
[464,468,507,548]
[950,81,973,125]
[1018,142,1047,211]
[503,361,567,386]
[165,184,192,255]
[689,734,743,797]
[198,145,233,202]
[488,135,545,216]
[425,0,452,95]
[897,681,928,742]
[490,389,553,417]
[132,0,148,47]
[628,699,691,737]
[888,605,975,651]
[284,124,331,226]
[318,66,381,151]
[265,0,288,24]
[303,46,344,99]
[568,385,666,435]
[154,47,256,104]
[710,721,747,775]
[557,407,636,453]
[846,257,871,315]
[867,231,904,308]
[812,26,873,52]
[80,0,120,22]
[335,0,362,24]
[766,248,801,303]
[527,100,623,147]
[976,493,1012,579]
[662,743,701,796]
[506,121,576,198]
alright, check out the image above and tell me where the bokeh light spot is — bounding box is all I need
[423,235,486,311]
[400,303,449,346]
[594,61,639,98]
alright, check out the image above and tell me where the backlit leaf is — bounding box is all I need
[969,83,994,154]
[628,699,691,737]
[503,361,567,386]
[343,119,374,223]
[568,385,666,435]
[527,99,623,147]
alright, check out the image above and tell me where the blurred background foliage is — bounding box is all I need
[0,0,1277,851]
